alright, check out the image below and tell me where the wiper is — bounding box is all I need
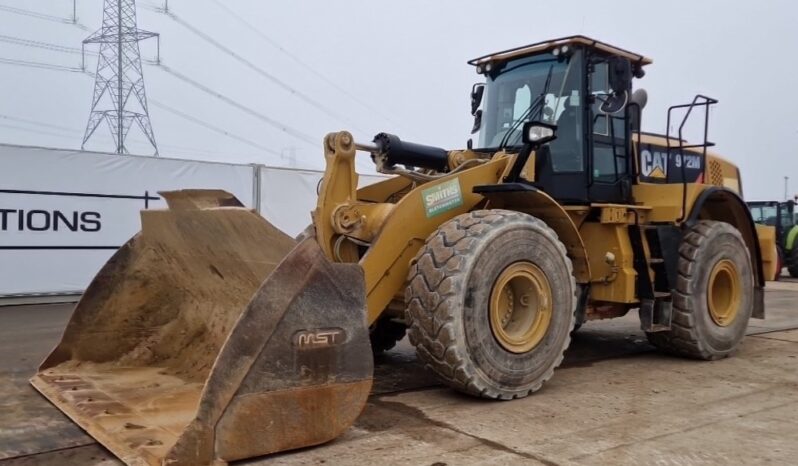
[497,95,544,149]
[499,63,555,149]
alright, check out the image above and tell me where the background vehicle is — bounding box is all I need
[32,36,773,465]
[748,200,798,278]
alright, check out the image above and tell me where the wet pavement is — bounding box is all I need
[2,281,798,465]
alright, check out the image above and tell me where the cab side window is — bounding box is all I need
[589,59,628,184]
[591,63,610,136]
[750,207,764,223]
[780,205,793,228]
[547,61,584,173]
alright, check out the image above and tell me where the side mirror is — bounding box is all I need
[600,57,633,115]
[522,121,557,146]
[470,83,485,115]
[608,57,632,94]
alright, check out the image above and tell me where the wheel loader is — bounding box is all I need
[31,36,775,465]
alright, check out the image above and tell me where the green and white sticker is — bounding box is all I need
[422,178,463,218]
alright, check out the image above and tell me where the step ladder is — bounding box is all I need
[629,224,681,332]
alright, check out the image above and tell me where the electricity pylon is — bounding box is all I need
[82,0,159,155]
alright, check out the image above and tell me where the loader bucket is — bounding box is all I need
[30,190,373,466]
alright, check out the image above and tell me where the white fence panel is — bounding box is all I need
[0,145,255,297]
[258,166,388,238]
[1,145,390,299]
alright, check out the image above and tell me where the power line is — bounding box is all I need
[0,3,72,23]
[0,60,373,171]
[156,63,319,147]
[0,115,268,161]
[0,3,90,30]
[206,0,402,130]
[142,4,365,133]
[149,100,281,156]
[0,57,84,73]
[0,114,77,133]
[0,34,95,56]
[0,122,81,140]
[151,66,372,171]
[0,55,366,169]
[0,19,370,166]
[0,58,282,156]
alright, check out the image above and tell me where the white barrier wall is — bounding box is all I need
[0,144,255,297]
[258,166,387,237]
[0,144,389,299]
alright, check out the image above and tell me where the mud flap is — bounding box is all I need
[30,190,373,466]
[753,286,765,319]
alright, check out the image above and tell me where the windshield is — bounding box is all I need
[750,205,778,225]
[476,52,580,150]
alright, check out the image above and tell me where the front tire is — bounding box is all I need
[646,220,753,360]
[405,210,576,400]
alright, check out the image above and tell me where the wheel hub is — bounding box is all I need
[489,262,552,353]
[707,259,741,327]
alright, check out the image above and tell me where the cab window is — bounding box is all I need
[589,58,628,184]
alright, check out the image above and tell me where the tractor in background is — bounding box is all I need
[748,200,798,278]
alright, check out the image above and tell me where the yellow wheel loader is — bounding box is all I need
[31,36,774,465]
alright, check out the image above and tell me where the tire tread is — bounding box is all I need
[646,220,750,360]
[405,210,576,399]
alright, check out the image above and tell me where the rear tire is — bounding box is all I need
[787,246,798,278]
[405,210,576,399]
[646,220,753,360]
[774,245,783,281]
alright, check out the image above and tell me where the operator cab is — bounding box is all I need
[748,200,796,246]
[469,36,651,204]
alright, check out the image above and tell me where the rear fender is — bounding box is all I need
[786,225,798,251]
[687,187,765,317]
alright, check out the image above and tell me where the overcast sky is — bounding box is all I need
[0,0,795,198]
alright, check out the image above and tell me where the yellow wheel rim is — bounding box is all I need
[707,259,741,327]
[489,262,553,353]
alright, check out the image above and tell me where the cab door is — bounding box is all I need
[530,50,589,203]
[586,58,632,203]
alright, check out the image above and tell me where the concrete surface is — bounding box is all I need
[2,283,798,465]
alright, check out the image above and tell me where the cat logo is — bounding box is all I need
[293,328,346,349]
[641,149,668,179]
[648,165,666,179]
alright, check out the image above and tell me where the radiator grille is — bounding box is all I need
[708,159,724,186]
